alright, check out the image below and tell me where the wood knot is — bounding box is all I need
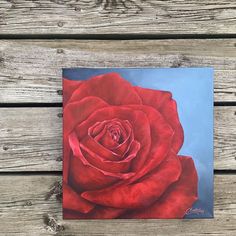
[23,200,32,207]
[96,0,143,14]
[171,60,182,68]
[43,214,64,233]
[0,57,4,67]
[171,55,191,68]
[45,181,62,201]
[181,55,191,63]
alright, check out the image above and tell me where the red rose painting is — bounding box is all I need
[63,72,198,219]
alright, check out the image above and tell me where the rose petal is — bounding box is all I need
[134,87,184,153]
[63,78,82,106]
[89,120,107,137]
[68,72,142,106]
[68,132,135,191]
[95,124,118,149]
[76,106,151,163]
[64,96,108,136]
[95,121,128,149]
[122,156,198,218]
[68,154,119,191]
[90,119,128,143]
[111,120,134,156]
[80,135,121,161]
[63,96,108,183]
[63,138,70,183]
[63,182,95,214]
[81,153,181,209]
[124,105,173,182]
[64,206,125,219]
[81,140,140,173]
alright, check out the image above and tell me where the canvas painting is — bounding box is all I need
[62,68,213,219]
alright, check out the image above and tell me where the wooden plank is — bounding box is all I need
[0,174,235,235]
[0,106,235,171]
[0,107,62,171]
[0,40,235,103]
[0,1,235,35]
[215,107,236,170]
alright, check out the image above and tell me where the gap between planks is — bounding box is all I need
[0,34,236,40]
[0,39,236,103]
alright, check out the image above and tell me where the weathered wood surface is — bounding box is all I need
[0,39,235,103]
[0,106,235,171]
[0,0,236,35]
[0,174,235,236]
[0,0,235,235]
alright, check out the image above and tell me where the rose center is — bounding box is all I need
[108,125,121,143]
[89,119,129,150]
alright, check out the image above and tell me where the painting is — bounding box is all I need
[62,68,213,219]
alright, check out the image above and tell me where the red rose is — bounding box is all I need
[63,72,198,219]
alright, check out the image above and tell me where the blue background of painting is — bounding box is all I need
[63,68,214,218]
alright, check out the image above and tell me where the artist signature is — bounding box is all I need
[185,207,205,215]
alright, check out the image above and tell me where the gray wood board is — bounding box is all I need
[0,0,235,35]
[0,39,235,103]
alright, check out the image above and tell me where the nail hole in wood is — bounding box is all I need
[56,156,62,162]
[57,90,62,95]
[57,49,64,54]
[3,146,9,151]
[57,21,64,27]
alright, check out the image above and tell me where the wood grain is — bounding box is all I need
[0,106,235,171]
[0,0,235,235]
[0,0,235,35]
[0,107,62,171]
[0,39,235,103]
[0,174,235,235]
